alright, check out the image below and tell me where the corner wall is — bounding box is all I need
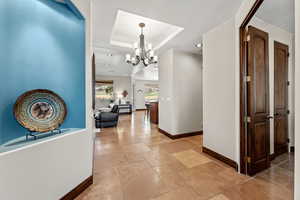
[159,49,203,135]
[202,0,261,168]
[173,51,203,134]
[159,49,174,134]
[203,18,236,161]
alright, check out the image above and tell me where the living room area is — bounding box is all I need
[94,54,159,128]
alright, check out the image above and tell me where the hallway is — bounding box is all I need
[77,112,294,200]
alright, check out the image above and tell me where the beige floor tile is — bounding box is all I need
[151,187,199,200]
[172,149,211,168]
[144,150,181,167]
[122,170,169,200]
[255,166,294,190]
[76,186,123,200]
[78,112,294,200]
[159,171,187,190]
[153,161,186,175]
[116,161,154,185]
[155,140,200,154]
[122,143,152,153]
[208,194,230,200]
[222,178,293,200]
[278,159,294,172]
[124,151,146,163]
[94,152,128,169]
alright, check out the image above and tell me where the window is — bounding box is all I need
[144,84,159,102]
[95,81,114,100]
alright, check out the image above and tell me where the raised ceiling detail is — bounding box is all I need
[93,0,244,77]
[110,10,184,50]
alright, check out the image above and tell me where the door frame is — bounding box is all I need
[239,0,265,175]
[274,41,290,157]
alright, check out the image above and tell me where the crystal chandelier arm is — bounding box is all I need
[142,58,149,67]
[132,56,140,66]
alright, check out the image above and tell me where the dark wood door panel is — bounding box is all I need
[253,122,268,161]
[247,26,270,176]
[275,116,288,144]
[253,37,268,114]
[274,41,289,157]
[275,47,288,109]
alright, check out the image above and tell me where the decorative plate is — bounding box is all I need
[14,89,67,133]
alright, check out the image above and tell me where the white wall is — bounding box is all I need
[202,0,299,196]
[203,0,276,167]
[173,51,203,133]
[294,0,299,198]
[96,75,132,103]
[133,66,159,81]
[159,49,174,134]
[159,49,203,135]
[248,17,295,153]
[203,18,236,161]
[0,129,92,200]
[133,80,159,110]
[203,0,295,168]
[0,0,94,199]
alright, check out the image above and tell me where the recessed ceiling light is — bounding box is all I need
[195,43,202,48]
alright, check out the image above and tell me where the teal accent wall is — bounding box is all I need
[0,0,85,144]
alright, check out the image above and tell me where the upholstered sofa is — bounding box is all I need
[95,105,119,128]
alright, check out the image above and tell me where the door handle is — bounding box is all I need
[266,116,273,120]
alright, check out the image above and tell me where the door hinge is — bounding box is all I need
[287,138,290,143]
[245,76,251,82]
[245,156,251,163]
[244,33,250,42]
[287,52,290,57]
[245,116,251,123]
[287,110,290,114]
[246,35,250,42]
[287,81,290,86]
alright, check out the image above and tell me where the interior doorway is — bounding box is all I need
[246,25,271,175]
[240,0,295,176]
[274,41,290,157]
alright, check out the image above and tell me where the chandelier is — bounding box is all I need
[125,23,158,67]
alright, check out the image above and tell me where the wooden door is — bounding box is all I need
[246,26,270,175]
[274,41,289,156]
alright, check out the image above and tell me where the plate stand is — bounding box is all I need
[26,129,62,140]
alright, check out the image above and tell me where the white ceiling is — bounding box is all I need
[92,0,244,77]
[94,47,132,76]
[256,0,295,33]
[111,10,184,50]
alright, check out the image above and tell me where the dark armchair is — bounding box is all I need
[95,105,119,128]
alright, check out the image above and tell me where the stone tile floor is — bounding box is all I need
[76,112,294,200]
